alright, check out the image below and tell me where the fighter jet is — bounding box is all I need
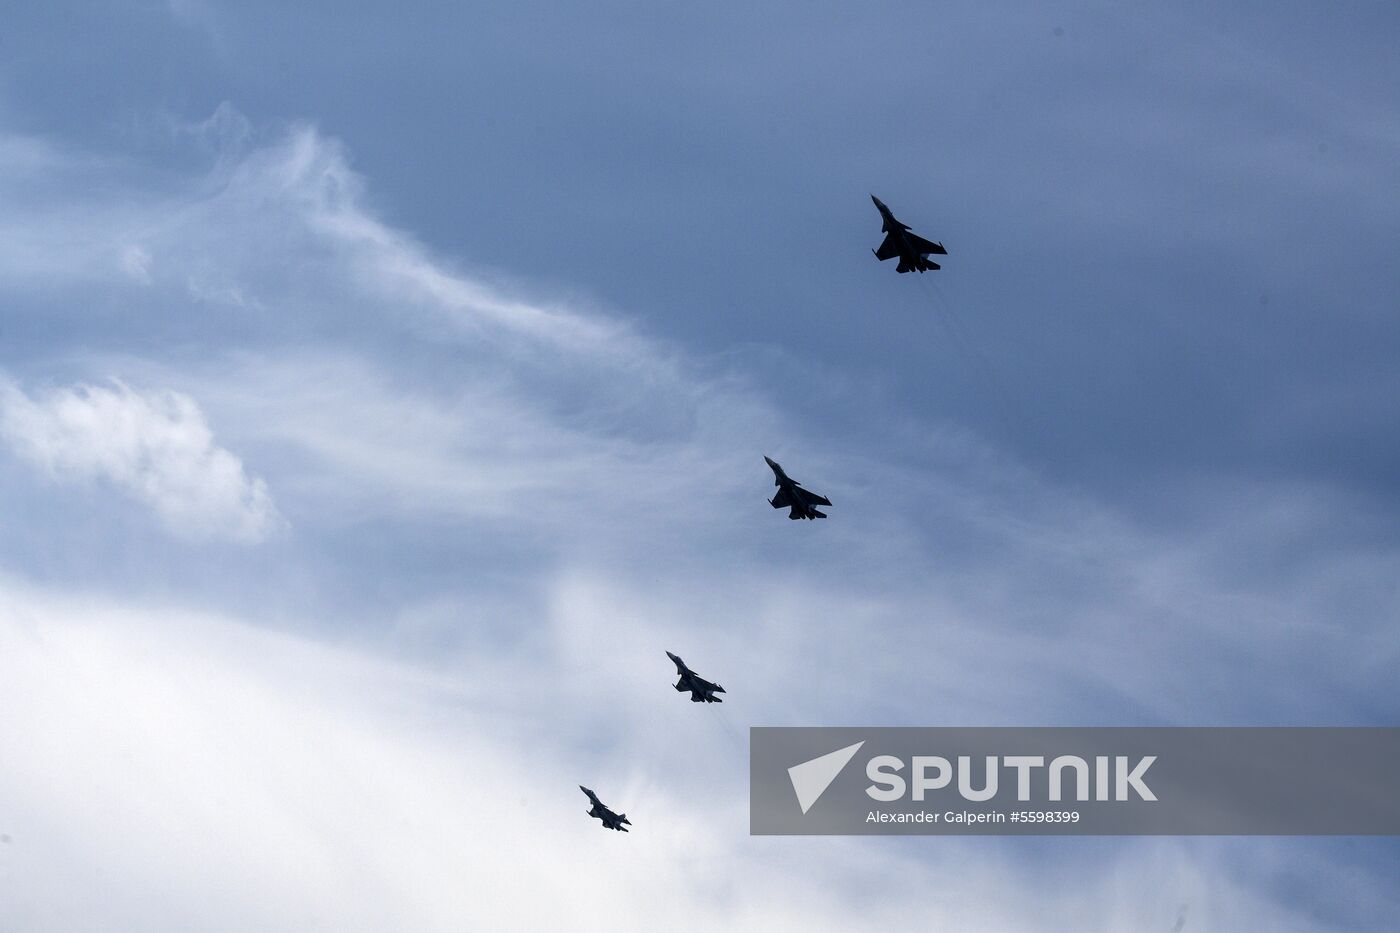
[765,456,832,520]
[871,195,947,273]
[580,786,631,832]
[667,651,725,703]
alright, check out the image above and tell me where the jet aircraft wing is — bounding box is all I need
[796,488,832,507]
[873,233,901,261]
[907,232,947,255]
[770,487,795,509]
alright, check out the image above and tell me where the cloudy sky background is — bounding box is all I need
[1,1,1398,929]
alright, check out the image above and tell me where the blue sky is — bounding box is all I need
[0,2,1398,930]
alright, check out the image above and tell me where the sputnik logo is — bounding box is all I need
[787,741,865,814]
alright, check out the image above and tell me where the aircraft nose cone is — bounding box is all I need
[764,456,778,468]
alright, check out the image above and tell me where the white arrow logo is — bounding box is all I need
[787,741,865,814]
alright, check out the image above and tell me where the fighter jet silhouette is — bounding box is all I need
[580,786,630,832]
[667,651,725,703]
[871,195,947,273]
[765,456,832,520]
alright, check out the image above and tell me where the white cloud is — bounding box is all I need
[0,112,1395,930]
[0,581,1356,933]
[0,379,283,543]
